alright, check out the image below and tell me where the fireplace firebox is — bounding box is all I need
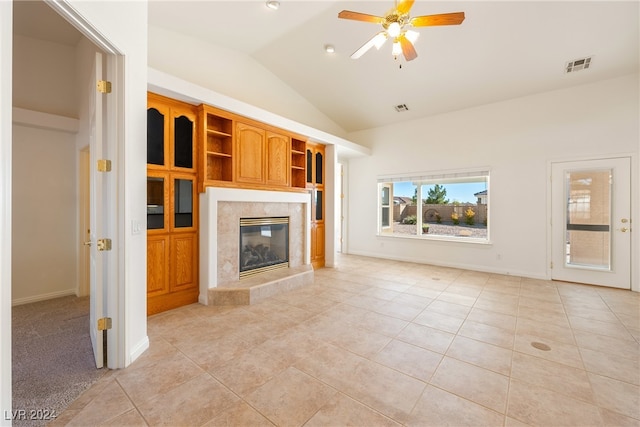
[239,217,289,278]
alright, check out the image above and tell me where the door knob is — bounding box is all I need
[84,241,92,246]
[618,227,629,233]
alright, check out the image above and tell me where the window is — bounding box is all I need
[378,169,490,242]
[380,185,391,229]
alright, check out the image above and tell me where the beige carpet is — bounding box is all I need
[11,295,107,426]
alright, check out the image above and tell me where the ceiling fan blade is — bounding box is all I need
[338,10,385,24]
[410,12,465,27]
[396,0,415,15]
[398,35,418,61]
[351,32,387,59]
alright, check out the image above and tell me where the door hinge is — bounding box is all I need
[97,159,112,172]
[97,80,112,94]
[550,261,554,269]
[97,317,112,331]
[97,238,112,251]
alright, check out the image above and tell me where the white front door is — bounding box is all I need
[551,157,631,289]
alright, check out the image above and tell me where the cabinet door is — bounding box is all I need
[147,173,169,233]
[147,104,170,169]
[147,235,170,297]
[171,175,197,232]
[315,150,324,185]
[170,233,198,292]
[314,223,325,262]
[306,148,313,184]
[266,131,290,187]
[172,105,197,172]
[236,122,265,184]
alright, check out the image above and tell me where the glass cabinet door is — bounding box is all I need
[315,151,323,184]
[173,177,195,229]
[147,108,165,166]
[306,149,313,183]
[147,176,166,230]
[315,190,323,221]
[173,115,194,169]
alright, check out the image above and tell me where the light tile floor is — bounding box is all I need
[54,255,640,426]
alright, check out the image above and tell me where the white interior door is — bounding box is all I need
[88,52,106,368]
[79,148,90,297]
[551,157,631,289]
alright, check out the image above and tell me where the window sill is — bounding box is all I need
[377,232,492,246]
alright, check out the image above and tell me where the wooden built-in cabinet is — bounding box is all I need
[147,93,331,313]
[197,105,306,193]
[306,143,325,269]
[197,101,325,268]
[198,104,234,190]
[147,93,199,315]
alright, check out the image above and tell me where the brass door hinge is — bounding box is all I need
[97,159,112,172]
[97,238,112,251]
[550,262,554,269]
[97,80,112,94]
[97,317,112,331]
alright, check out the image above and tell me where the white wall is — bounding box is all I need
[11,35,80,305]
[12,34,78,117]
[346,74,639,288]
[148,25,347,139]
[12,123,78,304]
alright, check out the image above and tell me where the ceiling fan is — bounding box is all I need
[338,0,465,62]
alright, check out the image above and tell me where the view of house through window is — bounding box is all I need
[378,170,489,242]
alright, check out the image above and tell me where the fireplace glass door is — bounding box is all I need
[239,217,289,278]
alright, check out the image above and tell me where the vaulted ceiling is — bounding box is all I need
[148,1,639,133]
[14,1,640,133]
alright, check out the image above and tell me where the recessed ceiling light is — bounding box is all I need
[266,0,280,10]
[324,44,335,53]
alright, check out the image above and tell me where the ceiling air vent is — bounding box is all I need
[394,104,409,112]
[565,56,592,73]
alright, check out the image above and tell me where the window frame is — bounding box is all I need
[377,168,491,244]
[379,183,392,231]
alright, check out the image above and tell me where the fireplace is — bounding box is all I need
[239,217,289,278]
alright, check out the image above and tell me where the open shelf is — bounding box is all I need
[199,105,234,188]
[291,138,307,189]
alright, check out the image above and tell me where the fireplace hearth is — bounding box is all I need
[239,217,289,278]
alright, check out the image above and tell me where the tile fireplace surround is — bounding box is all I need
[199,188,312,305]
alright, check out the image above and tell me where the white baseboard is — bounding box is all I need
[11,289,77,306]
[128,336,150,368]
[345,250,547,281]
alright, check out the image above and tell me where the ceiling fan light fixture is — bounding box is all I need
[392,41,402,57]
[338,1,465,62]
[265,0,280,10]
[405,30,419,44]
[387,22,401,37]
